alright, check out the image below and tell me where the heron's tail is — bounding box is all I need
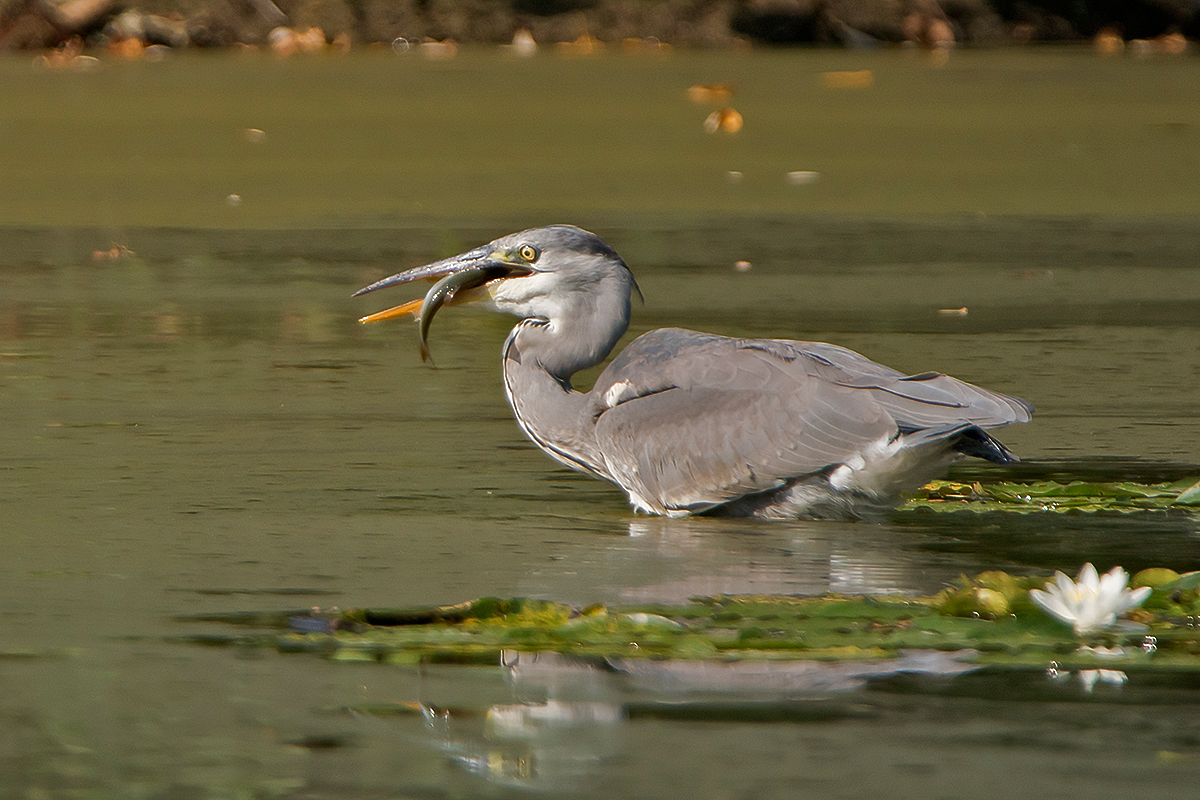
[952,426,1020,464]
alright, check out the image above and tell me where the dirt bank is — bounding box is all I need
[2,0,1197,51]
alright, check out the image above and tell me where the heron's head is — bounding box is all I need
[354,225,639,363]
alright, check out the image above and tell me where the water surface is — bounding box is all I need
[2,47,1200,798]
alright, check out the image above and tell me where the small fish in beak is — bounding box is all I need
[354,245,532,362]
[413,266,495,361]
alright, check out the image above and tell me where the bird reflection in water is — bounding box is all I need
[617,515,949,601]
[415,651,624,791]
[410,648,981,790]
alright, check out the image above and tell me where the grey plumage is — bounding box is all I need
[356,225,1033,520]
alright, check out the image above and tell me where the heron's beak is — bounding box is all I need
[353,245,534,360]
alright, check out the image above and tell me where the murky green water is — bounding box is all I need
[3,48,1200,797]
[2,47,1199,225]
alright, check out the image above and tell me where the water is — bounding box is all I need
[3,48,1199,225]
[2,48,1200,798]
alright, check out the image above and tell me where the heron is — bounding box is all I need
[354,225,1032,520]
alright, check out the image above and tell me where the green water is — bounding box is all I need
[2,48,1200,798]
[2,47,1199,226]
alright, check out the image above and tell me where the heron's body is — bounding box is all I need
[356,225,1032,520]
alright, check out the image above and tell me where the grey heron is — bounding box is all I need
[355,225,1032,519]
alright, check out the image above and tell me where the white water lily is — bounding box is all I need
[1029,563,1152,636]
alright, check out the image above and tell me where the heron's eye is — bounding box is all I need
[518,245,539,262]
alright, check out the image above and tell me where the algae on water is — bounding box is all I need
[902,478,1200,514]
[178,566,1200,672]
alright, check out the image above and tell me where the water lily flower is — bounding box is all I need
[1029,563,1151,636]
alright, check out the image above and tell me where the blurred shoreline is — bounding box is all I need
[2,0,1197,55]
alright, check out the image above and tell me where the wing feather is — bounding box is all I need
[588,328,1032,514]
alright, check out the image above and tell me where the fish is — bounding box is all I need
[357,265,500,363]
[416,266,495,362]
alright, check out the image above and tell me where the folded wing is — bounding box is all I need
[589,328,1031,514]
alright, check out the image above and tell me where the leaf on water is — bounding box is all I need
[1158,571,1200,593]
[903,479,1200,514]
[1174,480,1200,506]
[1132,568,1182,590]
[172,562,1200,671]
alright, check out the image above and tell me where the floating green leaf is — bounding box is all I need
[901,479,1200,514]
[174,568,1200,672]
[1175,480,1200,506]
[1158,570,1200,594]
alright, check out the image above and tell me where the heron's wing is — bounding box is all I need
[793,340,1033,442]
[589,329,1031,514]
[589,330,893,513]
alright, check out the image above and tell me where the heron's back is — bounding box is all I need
[584,328,1031,518]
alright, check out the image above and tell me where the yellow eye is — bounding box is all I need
[518,245,539,262]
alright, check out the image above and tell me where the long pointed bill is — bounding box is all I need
[357,297,423,324]
[354,245,532,362]
[352,244,495,298]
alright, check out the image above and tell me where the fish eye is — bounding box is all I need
[518,245,539,262]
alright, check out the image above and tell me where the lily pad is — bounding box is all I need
[173,568,1200,673]
[1175,480,1200,506]
[901,479,1200,514]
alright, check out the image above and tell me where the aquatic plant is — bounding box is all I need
[177,563,1200,671]
[902,478,1200,514]
[1029,563,1152,636]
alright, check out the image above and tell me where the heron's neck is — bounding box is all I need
[499,318,617,478]
[494,270,633,477]
[516,286,630,380]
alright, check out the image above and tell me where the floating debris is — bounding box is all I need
[785,170,819,185]
[688,83,734,103]
[821,70,874,90]
[704,107,742,134]
[92,244,134,261]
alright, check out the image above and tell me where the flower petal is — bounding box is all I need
[1077,563,1100,591]
[1053,570,1077,596]
[1031,564,1149,636]
[1097,566,1129,601]
[1075,610,1115,636]
[1030,589,1076,625]
[1117,585,1152,614]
